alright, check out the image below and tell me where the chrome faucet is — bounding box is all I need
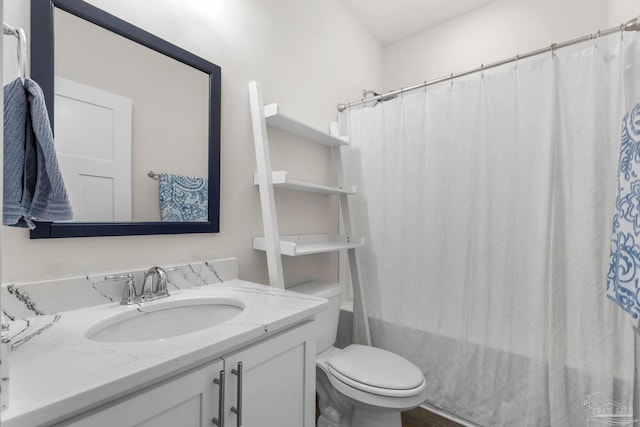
[142,266,170,300]
[104,267,170,305]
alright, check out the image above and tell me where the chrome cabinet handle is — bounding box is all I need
[230,362,243,426]
[212,370,225,426]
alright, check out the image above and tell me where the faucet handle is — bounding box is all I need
[105,274,137,305]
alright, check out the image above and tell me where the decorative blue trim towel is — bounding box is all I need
[159,173,208,222]
[607,103,640,326]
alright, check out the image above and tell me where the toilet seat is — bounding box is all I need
[326,344,426,398]
[328,365,425,397]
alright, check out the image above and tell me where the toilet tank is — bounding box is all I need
[289,281,341,353]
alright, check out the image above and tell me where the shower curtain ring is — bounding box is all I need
[621,23,625,41]
[551,43,557,58]
[481,64,485,78]
[595,30,601,48]
[514,54,519,70]
[450,73,454,87]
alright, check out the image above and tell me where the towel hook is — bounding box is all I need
[17,28,26,82]
[4,23,27,82]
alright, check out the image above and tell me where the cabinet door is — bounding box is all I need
[222,321,316,427]
[57,359,224,427]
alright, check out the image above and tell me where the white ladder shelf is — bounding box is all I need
[253,234,365,256]
[263,103,349,147]
[249,81,371,345]
[253,171,356,195]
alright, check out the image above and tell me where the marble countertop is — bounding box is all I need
[1,280,326,427]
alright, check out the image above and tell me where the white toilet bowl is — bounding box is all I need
[289,282,426,427]
[316,345,427,427]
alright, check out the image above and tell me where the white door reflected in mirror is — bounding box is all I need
[55,77,132,222]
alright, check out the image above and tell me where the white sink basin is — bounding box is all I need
[86,297,244,343]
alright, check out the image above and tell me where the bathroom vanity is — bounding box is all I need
[61,320,315,427]
[0,259,325,427]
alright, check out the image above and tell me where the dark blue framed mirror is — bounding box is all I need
[29,0,221,238]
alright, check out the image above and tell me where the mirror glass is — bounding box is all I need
[55,9,209,222]
[30,0,221,238]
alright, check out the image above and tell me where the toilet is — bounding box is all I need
[290,281,427,427]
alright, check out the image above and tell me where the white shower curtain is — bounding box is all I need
[341,33,640,426]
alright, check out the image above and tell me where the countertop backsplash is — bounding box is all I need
[1,258,240,323]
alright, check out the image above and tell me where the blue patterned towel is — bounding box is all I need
[607,103,640,326]
[159,173,208,222]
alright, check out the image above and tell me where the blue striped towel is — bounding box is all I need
[3,77,72,228]
[3,78,28,226]
[24,78,73,224]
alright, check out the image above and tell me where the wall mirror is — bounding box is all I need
[30,0,221,238]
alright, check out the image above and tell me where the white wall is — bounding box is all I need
[609,0,640,27]
[2,0,382,285]
[382,0,624,92]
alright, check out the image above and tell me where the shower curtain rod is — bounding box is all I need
[337,16,640,112]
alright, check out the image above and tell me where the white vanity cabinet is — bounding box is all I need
[57,359,224,427]
[221,320,315,427]
[55,321,316,427]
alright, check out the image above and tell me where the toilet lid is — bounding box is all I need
[327,345,425,391]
